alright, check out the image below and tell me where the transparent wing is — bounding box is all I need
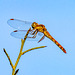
[7,19,32,30]
[11,30,44,41]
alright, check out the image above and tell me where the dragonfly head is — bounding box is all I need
[31,22,38,29]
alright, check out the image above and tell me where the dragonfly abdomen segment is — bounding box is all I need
[44,31,66,53]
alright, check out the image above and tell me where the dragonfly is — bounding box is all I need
[7,19,66,53]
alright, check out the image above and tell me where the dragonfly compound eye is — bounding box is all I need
[31,22,38,29]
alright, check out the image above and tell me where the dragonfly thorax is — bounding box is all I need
[31,22,38,29]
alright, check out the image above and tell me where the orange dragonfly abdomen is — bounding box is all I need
[44,31,66,53]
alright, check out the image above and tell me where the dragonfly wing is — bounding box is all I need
[7,19,32,30]
[38,32,44,36]
[11,30,44,41]
[11,30,29,39]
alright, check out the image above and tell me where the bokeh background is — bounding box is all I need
[0,0,75,75]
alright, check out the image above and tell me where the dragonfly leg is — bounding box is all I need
[29,29,36,35]
[32,30,37,35]
[38,35,45,43]
[28,30,38,38]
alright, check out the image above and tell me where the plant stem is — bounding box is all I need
[4,28,47,75]
[12,28,31,75]
[22,46,47,55]
[3,48,14,69]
